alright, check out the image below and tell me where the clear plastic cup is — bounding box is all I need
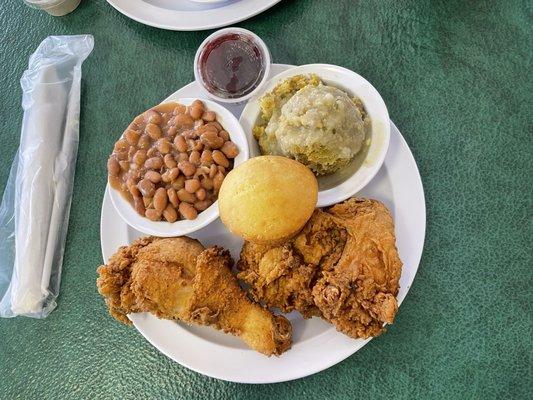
[194,27,272,105]
[23,0,81,17]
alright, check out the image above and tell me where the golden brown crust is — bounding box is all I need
[218,156,318,244]
[238,198,403,339]
[96,236,160,324]
[313,198,402,338]
[237,209,346,318]
[96,236,292,356]
[192,247,292,355]
[238,242,320,318]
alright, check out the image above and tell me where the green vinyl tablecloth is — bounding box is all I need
[0,1,531,399]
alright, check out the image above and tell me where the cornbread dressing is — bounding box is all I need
[254,74,370,175]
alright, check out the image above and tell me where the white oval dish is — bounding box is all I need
[108,97,249,237]
[239,63,391,207]
[100,64,426,383]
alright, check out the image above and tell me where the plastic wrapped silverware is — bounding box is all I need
[0,35,93,318]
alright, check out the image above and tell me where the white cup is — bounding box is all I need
[23,0,81,16]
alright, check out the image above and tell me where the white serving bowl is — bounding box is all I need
[109,97,249,237]
[239,64,390,207]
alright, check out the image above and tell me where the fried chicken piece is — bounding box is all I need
[238,198,402,339]
[238,211,346,318]
[312,199,402,338]
[97,236,291,356]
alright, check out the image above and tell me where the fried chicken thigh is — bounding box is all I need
[238,198,402,339]
[97,236,291,356]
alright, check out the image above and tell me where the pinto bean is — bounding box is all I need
[195,188,207,201]
[201,176,214,190]
[156,138,171,154]
[167,188,179,207]
[146,123,162,140]
[145,157,163,170]
[145,110,162,125]
[218,130,230,141]
[137,135,150,149]
[145,170,161,183]
[153,188,168,212]
[189,103,204,119]
[171,175,186,190]
[161,168,180,183]
[133,150,147,166]
[164,154,177,169]
[107,157,120,176]
[174,135,188,152]
[200,149,213,165]
[185,179,201,193]
[209,164,218,179]
[201,111,216,122]
[173,104,186,115]
[200,131,224,149]
[194,199,212,211]
[178,152,189,163]
[145,208,161,221]
[213,172,225,191]
[176,113,194,128]
[134,197,145,215]
[178,161,196,177]
[189,150,201,165]
[138,179,155,197]
[179,202,197,220]
[177,189,196,203]
[212,150,229,167]
[124,129,140,146]
[220,141,239,158]
[163,204,178,223]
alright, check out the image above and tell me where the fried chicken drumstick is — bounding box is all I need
[97,237,291,356]
[238,198,402,339]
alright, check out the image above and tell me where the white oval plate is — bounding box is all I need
[106,0,282,31]
[100,64,426,383]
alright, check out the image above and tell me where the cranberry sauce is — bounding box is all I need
[198,33,265,99]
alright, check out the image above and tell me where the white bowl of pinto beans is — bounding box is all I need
[107,98,249,237]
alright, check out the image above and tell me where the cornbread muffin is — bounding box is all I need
[218,156,318,244]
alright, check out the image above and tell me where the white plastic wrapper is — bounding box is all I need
[0,35,94,318]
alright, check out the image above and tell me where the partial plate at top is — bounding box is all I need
[106,0,282,31]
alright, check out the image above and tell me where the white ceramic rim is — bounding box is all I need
[105,0,282,31]
[239,63,391,207]
[194,27,272,104]
[24,0,65,5]
[190,0,228,3]
[100,64,426,384]
[108,97,249,237]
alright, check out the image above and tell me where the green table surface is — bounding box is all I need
[0,0,531,399]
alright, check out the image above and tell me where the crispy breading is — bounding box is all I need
[238,198,403,339]
[97,237,291,356]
